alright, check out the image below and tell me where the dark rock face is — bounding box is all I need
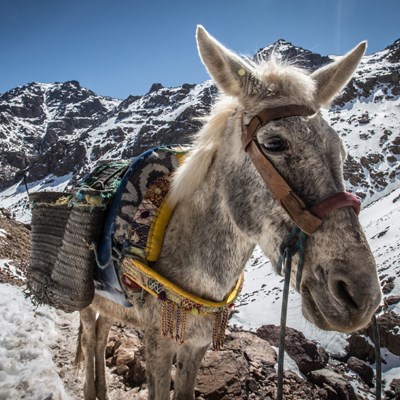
[256,325,329,374]
[386,39,400,63]
[346,357,374,387]
[0,81,117,189]
[346,334,376,363]
[148,83,164,93]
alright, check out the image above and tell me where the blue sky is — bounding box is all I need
[1,0,399,99]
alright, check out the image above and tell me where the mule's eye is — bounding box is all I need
[262,136,289,153]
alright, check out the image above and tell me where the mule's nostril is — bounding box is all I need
[335,280,360,310]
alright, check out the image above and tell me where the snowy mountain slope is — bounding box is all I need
[0,80,215,190]
[0,81,119,190]
[84,81,215,164]
[328,40,400,206]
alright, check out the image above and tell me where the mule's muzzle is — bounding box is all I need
[301,260,382,333]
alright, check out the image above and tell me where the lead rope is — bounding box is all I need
[371,314,382,400]
[276,227,307,400]
[275,228,382,400]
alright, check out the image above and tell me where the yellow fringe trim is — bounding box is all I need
[122,257,244,311]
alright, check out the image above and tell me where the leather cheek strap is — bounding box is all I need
[246,140,323,235]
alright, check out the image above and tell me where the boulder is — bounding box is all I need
[346,334,375,363]
[228,331,277,367]
[346,357,374,386]
[256,325,329,374]
[307,368,358,400]
[390,378,400,396]
[195,349,248,399]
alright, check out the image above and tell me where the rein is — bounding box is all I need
[241,104,381,399]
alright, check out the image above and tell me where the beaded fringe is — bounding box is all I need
[161,300,188,344]
[160,299,229,350]
[212,308,229,350]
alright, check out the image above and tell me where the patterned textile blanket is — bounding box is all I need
[94,146,187,306]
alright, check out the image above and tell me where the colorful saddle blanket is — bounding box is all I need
[93,145,187,306]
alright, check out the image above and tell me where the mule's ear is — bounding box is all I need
[196,25,256,97]
[311,41,367,107]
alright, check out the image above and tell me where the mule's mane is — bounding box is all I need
[170,97,238,205]
[170,56,316,205]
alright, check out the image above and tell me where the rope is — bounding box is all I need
[277,247,293,400]
[276,228,383,400]
[371,314,382,400]
[277,227,307,291]
[276,227,307,400]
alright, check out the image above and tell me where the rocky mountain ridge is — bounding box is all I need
[0,79,215,192]
[0,38,399,215]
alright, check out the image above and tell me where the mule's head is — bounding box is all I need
[196,26,381,333]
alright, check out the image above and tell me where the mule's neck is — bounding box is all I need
[156,157,255,302]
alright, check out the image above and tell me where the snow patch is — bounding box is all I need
[0,283,70,400]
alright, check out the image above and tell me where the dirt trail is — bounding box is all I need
[51,310,149,400]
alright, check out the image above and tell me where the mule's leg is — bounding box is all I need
[173,343,209,400]
[145,328,176,400]
[94,314,114,400]
[80,307,97,400]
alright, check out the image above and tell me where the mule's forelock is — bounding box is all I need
[256,55,316,108]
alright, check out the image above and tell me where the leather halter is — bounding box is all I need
[241,104,361,235]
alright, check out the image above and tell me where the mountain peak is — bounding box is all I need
[272,38,295,48]
[385,38,400,63]
[254,40,331,71]
[148,83,164,93]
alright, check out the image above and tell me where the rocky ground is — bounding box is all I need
[1,208,400,399]
[0,207,30,286]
